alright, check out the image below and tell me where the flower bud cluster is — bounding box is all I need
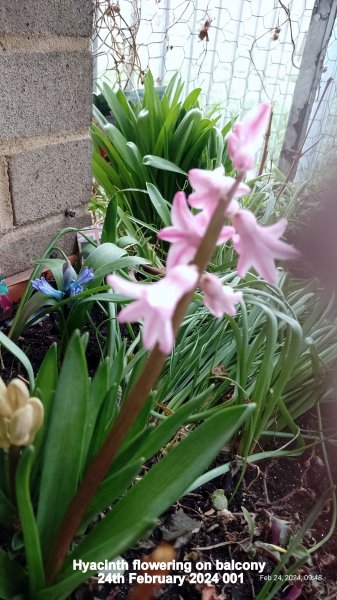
[0,378,44,449]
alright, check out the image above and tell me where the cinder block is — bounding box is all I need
[0,52,92,142]
[0,207,92,277]
[10,138,93,225]
[0,1,93,37]
[0,157,13,234]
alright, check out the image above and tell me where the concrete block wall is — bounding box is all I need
[0,1,93,276]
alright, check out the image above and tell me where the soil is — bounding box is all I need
[1,313,337,600]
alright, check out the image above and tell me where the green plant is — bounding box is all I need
[0,330,253,600]
[150,272,337,460]
[8,230,148,354]
[91,71,233,228]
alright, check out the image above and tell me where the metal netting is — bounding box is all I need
[93,0,335,169]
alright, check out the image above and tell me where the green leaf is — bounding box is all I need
[134,391,214,463]
[16,447,45,595]
[85,243,126,286]
[0,489,15,530]
[84,457,144,524]
[83,359,110,468]
[101,197,118,244]
[35,519,155,600]
[63,404,254,573]
[146,183,171,226]
[13,292,57,338]
[212,489,228,511]
[241,506,255,538]
[37,332,89,558]
[32,259,69,290]
[33,344,58,454]
[0,332,35,390]
[143,155,187,175]
[0,548,27,599]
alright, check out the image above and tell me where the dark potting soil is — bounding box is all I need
[0,312,337,600]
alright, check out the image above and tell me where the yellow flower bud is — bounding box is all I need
[0,378,44,449]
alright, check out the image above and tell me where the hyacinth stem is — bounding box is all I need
[8,446,21,505]
[45,174,244,584]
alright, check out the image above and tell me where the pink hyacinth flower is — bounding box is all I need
[188,167,250,215]
[200,273,243,318]
[107,265,199,354]
[231,209,300,284]
[227,103,271,171]
[158,191,235,269]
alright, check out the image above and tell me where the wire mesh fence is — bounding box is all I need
[93,0,337,177]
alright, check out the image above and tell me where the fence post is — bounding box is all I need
[278,0,337,179]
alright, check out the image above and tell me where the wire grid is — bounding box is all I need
[297,18,337,181]
[93,0,315,162]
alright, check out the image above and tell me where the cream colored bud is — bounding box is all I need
[7,378,30,411]
[9,398,44,447]
[0,378,44,449]
[0,417,10,450]
[0,378,12,418]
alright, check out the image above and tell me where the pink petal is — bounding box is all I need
[217,225,236,245]
[107,274,144,299]
[171,191,193,229]
[158,227,188,243]
[142,309,161,349]
[166,243,196,269]
[252,253,277,284]
[200,273,242,317]
[159,320,174,354]
[118,299,145,323]
[227,103,271,171]
[243,103,271,141]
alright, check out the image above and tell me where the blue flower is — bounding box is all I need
[32,277,63,300]
[62,261,76,292]
[68,267,94,297]
[32,265,94,301]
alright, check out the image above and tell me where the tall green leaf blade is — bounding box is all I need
[16,447,45,595]
[0,332,35,390]
[64,404,254,569]
[37,332,89,557]
[101,197,117,245]
[143,155,187,175]
[0,549,27,600]
[32,344,58,480]
[146,183,171,226]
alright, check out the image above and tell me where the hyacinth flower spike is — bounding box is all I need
[158,191,235,269]
[227,103,271,171]
[32,262,94,300]
[107,265,199,354]
[231,209,300,284]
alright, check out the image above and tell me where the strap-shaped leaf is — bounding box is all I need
[0,548,27,600]
[16,447,45,595]
[0,332,35,390]
[37,332,89,557]
[62,405,254,579]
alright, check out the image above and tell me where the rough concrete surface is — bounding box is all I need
[0,51,93,142]
[10,138,93,225]
[0,1,93,37]
[0,157,13,234]
[0,207,92,277]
